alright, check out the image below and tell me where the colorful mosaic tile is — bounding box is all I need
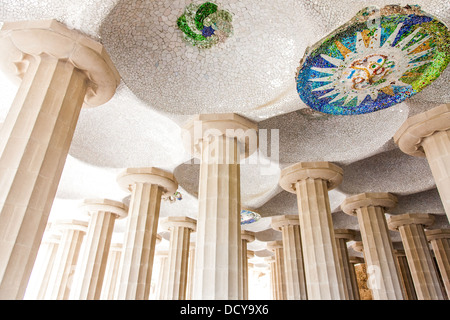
[177,1,233,49]
[241,209,261,225]
[296,5,450,115]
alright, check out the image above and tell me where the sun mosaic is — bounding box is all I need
[296,5,450,115]
[177,1,233,49]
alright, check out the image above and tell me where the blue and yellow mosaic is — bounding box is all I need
[241,209,261,225]
[177,1,233,49]
[296,5,450,115]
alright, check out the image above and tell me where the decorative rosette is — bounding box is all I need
[295,5,450,115]
[177,1,233,49]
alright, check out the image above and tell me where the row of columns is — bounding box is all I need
[0,19,449,300]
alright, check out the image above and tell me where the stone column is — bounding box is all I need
[100,242,122,300]
[46,220,88,300]
[155,251,169,300]
[387,213,443,300]
[426,229,450,297]
[393,249,417,300]
[70,199,128,300]
[0,20,120,299]
[115,167,178,300]
[394,104,450,220]
[279,162,345,299]
[182,114,258,300]
[241,230,255,300]
[267,241,287,300]
[160,216,196,300]
[186,242,195,300]
[271,215,307,300]
[348,256,362,300]
[341,193,404,300]
[34,232,61,299]
[334,229,358,300]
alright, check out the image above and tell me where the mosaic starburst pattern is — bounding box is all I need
[177,1,233,49]
[296,5,450,115]
[241,209,261,225]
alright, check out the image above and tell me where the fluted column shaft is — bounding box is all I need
[426,229,450,298]
[34,233,60,300]
[186,244,195,300]
[155,251,169,300]
[101,243,122,300]
[194,134,242,300]
[71,199,127,300]
[0,20,119,299]
[161,217,196,300]
[267,241,287,300]
[342,193,404,300]
[272,215,307,300]
[46,220,88,300]
[348,256,362,300]
[394,104,450,220]
[394,250,417,300]
[335,229,358,300]
[388,214,443,300]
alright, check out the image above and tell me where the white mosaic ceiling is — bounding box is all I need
[0,0,449,261]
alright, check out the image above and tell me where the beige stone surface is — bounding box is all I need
[46,220,88,300]
[394,104,450,219]
[159,216,196,300]
[271,215,307,300]
[341,193,404,300]
[267,240,287,300]
[280,162,344,299]
[116,167,176,300]
[393,249,417,300]
[100,242,122,300]
[70,199,127,300]
[426,229,450,298]
[0,19,119,299]
[334,229,358,300]
[241,230,255,300]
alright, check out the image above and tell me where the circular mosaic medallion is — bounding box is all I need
[241,209,261,225]
[177,1,233,49]
[296,5,450,115]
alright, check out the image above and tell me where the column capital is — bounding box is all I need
[117,167,178,195]
[425,228,450,241]
[350,241,364,253]
[241,230,256,243]
[334,229,357,241]
[341,192,397,216]
[279,161,343,193]
[0,19,120,107]
[79,198,128,219]
[247,250,255,259]
[267,240,283,251]
[387,213,435,231]
[160,216,197,232]
[182,113,258,159]
[271,214,300,231]
[394,104,450,157]
[53,219,88,233]
[393,249,406,256]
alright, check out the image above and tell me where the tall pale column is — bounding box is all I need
[186,243,195,300]
[388,213,443,300]
[116,167,178,300]
[0,20,120,299]
[182,114,258,300]
[334,229,358,300]
[394,104,450,220]
[101,242,122,300]
[393,249,417,300]
[279,162,345,299]
[71,199,128,300]
[267,241,287,300]
[160,216,196,300]
[46,220,88,300]
[426,229,450,297]
[241,230,255,300]
[348,256,362,300]
[34,232,61,299]
[271,215,307,300]
[155,251,169,300]
[341,193,404,300]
